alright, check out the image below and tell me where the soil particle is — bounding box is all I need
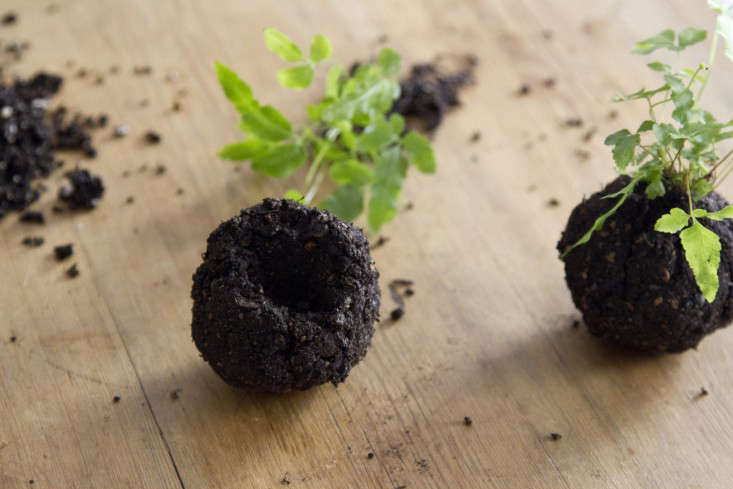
[582,126,597,143]
[125,196,134,204]
[145,130,161,144]
[20,211,45,224]
[549,433,562,441]
[10,335,17,343]
[176,187,184,196]
[367,452,375,459]
[113,125,129,138]
[388,279,414,322]
[517,83,531,96]
[133,65,152,76]
[558,176,733,352]
[543,77,556,88]
[1,12,17,25]
[280,473,291,485]
[391,55,476,131]
[58,169,104,209]
[574,148,591,161]
[370,235,389,250]
[112,395,121,403]
[547,198,560,207]
[53,243,73,261]
[469,130,481,143]
[695,387,709,399]
[191,199,380,392]
[172,101,181,112]
[564,118,583,128]
[541,29,554,40]
[66,263,79,278]
[170,388,182,400]
[463,416,473,426]
[21,236,44,247]
[154,164,166,175]
[608,110,618,120]
[416,459,429,472]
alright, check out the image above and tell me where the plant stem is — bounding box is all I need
[303,142,330,191]
[696,32,719,102]
[687,174,696,220]
[303,166,327,205]
[706,148,733,180]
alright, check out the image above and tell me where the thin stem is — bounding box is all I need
[715,159,733,186]
[706,148,733,179]
[696,32,719,102]
[687,174,696,220]
[303,166,327,205]
[303,142,330,191]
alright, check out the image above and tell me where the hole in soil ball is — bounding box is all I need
[253,235,339,313]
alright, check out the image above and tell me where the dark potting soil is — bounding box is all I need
[21,236,44,247]
[58,168,104,209]
[54,243,73,261]
[19,210,44,224]
[463,416,473,426]
[388,278,414,322]
[191,198,380,392]
[391,55,476,131]
[558,176,733,352]
[549,433,562,441]
[0,72,102,217]
[66,263,79,278]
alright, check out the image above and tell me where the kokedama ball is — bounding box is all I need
[558,176,733,353]
[191,199,380,392]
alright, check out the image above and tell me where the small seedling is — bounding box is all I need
[562,4,733,302]
[215,28,436,233]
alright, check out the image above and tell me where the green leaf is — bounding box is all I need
[358,120,395,152]
[605,129,639,170]
[218,139,269,160]
[637,120,655,132]
[672,89,694,123]
[692,179,714,200]
[320,185,364,221]
[680,221,721,302]
[277,64,314,90]
[368,147,406,233]
[645,179,665,199]
[561,177,641,257]
[310,34,332,62]
[677,27,707,50]
[240,104,292,141]
[215,62,253,106]
[389,113,405,135]
[251,142,306,177]
[264,28,304,62]
[284,189,305,202]
[633,29,675,54]
[696,205,733,221]
[647,61,671,72]
[329,159,375,186]
[377,48,401,77]
[664,74,685,93]
[325,64,344,98]
[654,208,690,233]
[402,131,436,173]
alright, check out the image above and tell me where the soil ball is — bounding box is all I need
[191,198,380,392]
[558,176,733,352]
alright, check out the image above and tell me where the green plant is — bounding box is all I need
[215,28,435,233]
[562,4,733,302]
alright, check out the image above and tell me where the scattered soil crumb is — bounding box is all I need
[388,279,415,322]
[377,34,388,43]
[370,235,389,250]
[367,452,375,459]
[280,473,291,485]
[22,236,44,247]
[549,433,562,441]
[582,126,597,142]
[112,395,121,403]
[20,211,45,224]
[1,12,17,25]
[405,288,414,296]
[695,387,709,399]
[547,198,560,207]
[463,416,473,426]
[176,187,184,195]
[125,196,134,204]
[133,65,152,76]
[517,83,531,96]
[139,98,149,107]
[572,319,581,329]
[54,243,73,261]
[416,459,429,472]
[58,169,104,209]
[155,164,167,175]
[66,263,79,278]
[541,29,553,40]
[172,101,181,112]
[469,130,481,143]
[404,201,414,211]
[10,336,17,343]
[543,77,556,88]
[395,485,407,489]
[574,148,591,161]
[145,130,161,144]
[28,480,34,485]
[564,118,583,128]
[170,388,182,400]
[113,125,129,138]
[608,110,618,120]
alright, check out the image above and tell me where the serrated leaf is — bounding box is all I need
[284,189,305,202]
[377,48,401,77]
[664,74,686,93]
[320,185,364,221]
[264,28,304,62]
[321,78,400,123]
[240,104,292,141]
[605,129,639,170]
[215,62,253,106]
[277,64,314,90]
[637,120,655,132]
[697,205,733,220]
[645,179,665,199]
[359,120,395,152]
[251,142,306,177]
[329,159,374,186]
[647,61,671,72]
[325,64,344,99]
[368,147,406,233]
[692,179,714,200]
[654,208,690,233]
[677,27,707,50]
[310,34,332,62]
[633,29,675,54]
[218,139,269,160]
[402,131,436,173]
[680,221,721,302]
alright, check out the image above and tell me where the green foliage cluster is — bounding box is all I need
[215,28,435,233]
[563,15,733,302]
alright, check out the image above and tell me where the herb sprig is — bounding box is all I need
[215,29,435,233]
[562,4,733,302]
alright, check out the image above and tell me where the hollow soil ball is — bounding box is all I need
[557,176,733,353]
[191,198,380,392]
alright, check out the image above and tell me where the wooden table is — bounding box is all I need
[2,1,733,487]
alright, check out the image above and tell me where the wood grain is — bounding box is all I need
[2,1,733,488]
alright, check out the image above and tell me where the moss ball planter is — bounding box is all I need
[558,176,733,352]
[191,198,380,392]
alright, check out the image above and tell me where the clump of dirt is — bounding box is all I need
[392,54,477,131]
[558,176,733,352]
[53,243,73,261]
[21,236,44,247]
[58,168,104,209]
[191,198,380,392]
[388,279,414,321]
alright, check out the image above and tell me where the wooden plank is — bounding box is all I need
[2,0,733,488]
